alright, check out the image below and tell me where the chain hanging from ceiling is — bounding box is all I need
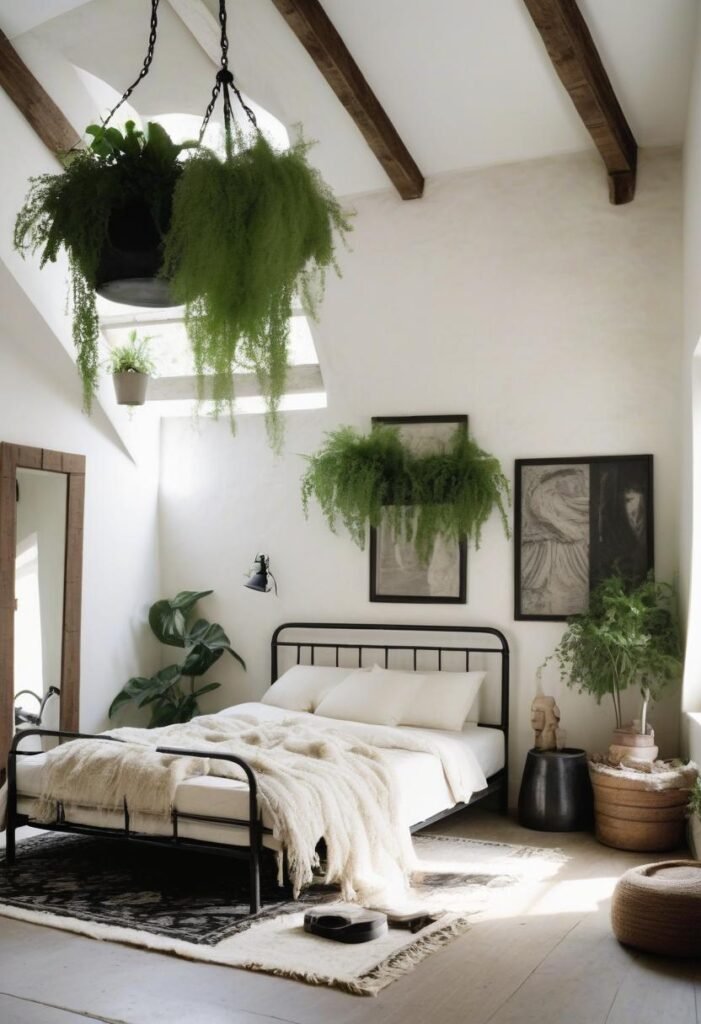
[100,0,257,151]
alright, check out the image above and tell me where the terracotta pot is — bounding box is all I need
[113,371,149,406]
[612,728,655,748]
[609,727,659,764]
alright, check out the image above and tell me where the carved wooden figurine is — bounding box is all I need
[531,695,561,751]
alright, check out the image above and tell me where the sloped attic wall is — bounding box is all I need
[159,147,683,799]
[0,265,162,732]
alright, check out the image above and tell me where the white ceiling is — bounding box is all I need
[0,0,698,196]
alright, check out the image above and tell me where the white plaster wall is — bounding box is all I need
[682,11,701,725]
[0,268,162,733]
[159,148,683,800]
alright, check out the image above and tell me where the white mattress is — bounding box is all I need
[15,702,504,849]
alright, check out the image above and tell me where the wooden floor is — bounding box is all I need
[0,808,699,1024]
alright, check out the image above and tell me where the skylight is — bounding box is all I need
[100,312,320,376]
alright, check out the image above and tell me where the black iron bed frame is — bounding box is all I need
[5,622,510,916]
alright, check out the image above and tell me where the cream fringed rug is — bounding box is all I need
[0,833,565,996]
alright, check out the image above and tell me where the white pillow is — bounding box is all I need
[402,670,486,731]
[314,666,424,726]
[261,665,354,713]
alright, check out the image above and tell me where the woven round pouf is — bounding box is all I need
[611,861,701,958]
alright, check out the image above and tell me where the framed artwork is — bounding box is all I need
[514,455,654,621]
[369,415,467,604]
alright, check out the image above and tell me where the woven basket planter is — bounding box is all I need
[612,861,701,958]
[589,762,696,852]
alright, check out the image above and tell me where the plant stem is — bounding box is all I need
[611,688,622,729]
[640,687,649,735]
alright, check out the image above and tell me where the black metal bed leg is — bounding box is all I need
[249,840,261,915]
[5,750,18,865]
[5,815,16,865]
[498,776,509,816]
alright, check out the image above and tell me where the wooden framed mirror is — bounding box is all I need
[0,444,85,784]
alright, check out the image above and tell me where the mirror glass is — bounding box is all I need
[14,468,67,741]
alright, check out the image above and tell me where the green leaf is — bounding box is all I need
[182,643,223,677]
[171,590,213,611]
[191,681,221,699]
[143,121,181,167]
[134,665,182,707]
[183,620,246,675]
[108,676,155,717]
[168,693,199,724]
[108,690,135,718]
[148,700,181,728]
[148,599,187,647]
[104,127,124,148]
[148,591,211,647]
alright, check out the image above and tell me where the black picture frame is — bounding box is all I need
[369,415,468,604]
[514,454,654,621]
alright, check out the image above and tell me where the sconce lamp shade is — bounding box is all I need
[244,554,276,594]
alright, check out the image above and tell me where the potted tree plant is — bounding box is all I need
[109,590,244,727]
[547,574,692,851]
[550,575,681,749]
[107,330,156,406]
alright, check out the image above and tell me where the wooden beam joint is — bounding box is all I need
[270,0,424,200]
[522,0,637,204]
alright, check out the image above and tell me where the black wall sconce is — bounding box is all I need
[244,553,277,594]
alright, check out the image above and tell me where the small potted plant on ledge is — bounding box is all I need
[107,330,155,407]
[547,574,696,852]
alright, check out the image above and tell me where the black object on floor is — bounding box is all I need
[517,747,593,832]
[304,908,388,943]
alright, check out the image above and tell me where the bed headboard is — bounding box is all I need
[270,622,510,740]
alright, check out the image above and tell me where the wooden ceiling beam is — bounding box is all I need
[0,28,80,157]
[522,0,637,204]
[269,0,424,200]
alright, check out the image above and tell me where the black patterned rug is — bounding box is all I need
[0,834,334,944]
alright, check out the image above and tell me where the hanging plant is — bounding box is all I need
[12,0,350,448]
[163,129,350,448]
[14,119,194,411]
[301,425,511,562]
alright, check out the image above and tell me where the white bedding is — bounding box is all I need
[14,702,504,849]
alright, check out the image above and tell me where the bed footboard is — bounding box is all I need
[6,728,266,916]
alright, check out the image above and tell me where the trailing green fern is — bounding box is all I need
[163,132,351,448]
[14,121,194,411]
[301,425,510,562]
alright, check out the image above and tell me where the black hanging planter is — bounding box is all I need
[95,199,177,308]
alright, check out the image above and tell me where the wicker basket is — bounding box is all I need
[612,861,701,957]
[589,763,692,852]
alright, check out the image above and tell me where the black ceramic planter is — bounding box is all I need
[517,747,593,832]
[95,200,177,308]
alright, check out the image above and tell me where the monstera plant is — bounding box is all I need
[109,590,245,727]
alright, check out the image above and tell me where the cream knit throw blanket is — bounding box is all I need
[30,715,422,903]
